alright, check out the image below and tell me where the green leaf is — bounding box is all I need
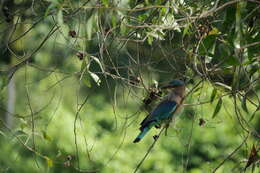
[193,86,202,94]
[19,119,28,130]
[82,73,92,88]
[44,156,53,167]
[0,75,8,91]
[183,25,190,37]
[208,27,220,35]
[86,14,95,39]
[91,56,104,72]
[152,80,158,88]
[80,60,91,88]
[80,59,87,72]
[111,15,117,28]
[218,43,231,59]
[210,88,217,103]
[89,72,101,86]
[223,5,236,32]
[199,35,216,56]
[212,98,222,118]
[147,35,154,45]
[225,56,240,66]
[241,95,249,113]
[79,58,101,88]
[102,0,109,6]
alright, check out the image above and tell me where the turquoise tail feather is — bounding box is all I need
[133,127,150,143]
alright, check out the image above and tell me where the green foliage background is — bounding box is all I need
[0,0,259,172]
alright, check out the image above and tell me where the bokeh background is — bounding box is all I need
[0,0,259,172]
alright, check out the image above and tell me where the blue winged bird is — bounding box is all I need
[133,80,185,143]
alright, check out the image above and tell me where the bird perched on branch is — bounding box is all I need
[133,80,185,143]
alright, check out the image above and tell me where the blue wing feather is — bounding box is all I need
[151,100,177,118]
[140,100,177,128]
[134,100,177,143]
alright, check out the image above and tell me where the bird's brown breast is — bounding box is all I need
[166,92,182,104]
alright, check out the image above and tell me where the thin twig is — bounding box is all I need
[8,24,59,70]
[212,132,250,173]
[133,127,165,173]
[25,62,39,168]
[74,94,91,169]
[183,115,195,172]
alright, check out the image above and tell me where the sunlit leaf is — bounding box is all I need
[80,59,87,72]
[86,14,95,39]
[210,88,217,103]
[80,60,91,88]
[234,1,246,49]
[193,86,202,94]
[102,0,109,6]
[208,27,219,35]
[91,56,104,72]
[111,15,117,28]
[212,98,222,118]
[147,31,165,41]
[57,10,63,26]
[89,72,101,86]
[82,73,91,88]
[183,25,190,37]
[215,82,232,91]
[20,119,28,130]
[44,156,53,167]
[147,35,154,45]
[152,80,158,88]
[56,150,62,158]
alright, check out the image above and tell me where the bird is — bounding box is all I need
[133,79,185,143]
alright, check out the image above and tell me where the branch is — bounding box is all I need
[74,94,91,170]
[133,127,165,173]
[212,132,250,173]
[5,24,59,72]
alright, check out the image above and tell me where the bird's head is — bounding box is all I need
[161,80,185,89]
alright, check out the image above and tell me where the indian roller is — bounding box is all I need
[133,80,185,143]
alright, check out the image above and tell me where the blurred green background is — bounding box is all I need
[0,0,259,172]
